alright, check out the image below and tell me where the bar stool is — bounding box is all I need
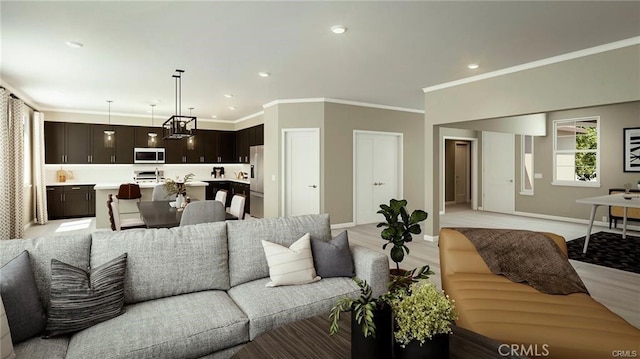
[116,183,142,217]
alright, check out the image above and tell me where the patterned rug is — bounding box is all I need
[567,231,640,274]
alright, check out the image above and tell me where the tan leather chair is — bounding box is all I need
[439,228,640,359]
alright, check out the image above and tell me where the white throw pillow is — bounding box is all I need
[261,233,321,287]
[0,296,16,359]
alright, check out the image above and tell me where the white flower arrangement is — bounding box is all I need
[389,281,457,347]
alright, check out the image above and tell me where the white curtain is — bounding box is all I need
[0,88,26,239]
[33,112,48,224]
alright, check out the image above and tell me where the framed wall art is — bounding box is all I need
[623,127,640,172]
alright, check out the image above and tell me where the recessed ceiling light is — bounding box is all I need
[331,25,347,34]
[229,106,236,110]
[65,41,84,48]
[467,63,479,70]
[211,115,217,118]
[258,72,270,78]
[224,94,233,98]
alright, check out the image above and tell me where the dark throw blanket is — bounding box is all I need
[452,228,589,295]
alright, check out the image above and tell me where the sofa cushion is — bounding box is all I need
[91,222,229,304]
[0,251,46,343]
[446,273,640,359]
[227,214,331,287]
[0,235,91,310]
[13,336,69,359]
[228,277,359,340]
[65,291,249,359]
[262,233,320,287]
[44,253,127,337]
[311,230,355,278]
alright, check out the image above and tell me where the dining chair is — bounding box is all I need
[152,184,176,201]
[214,189,228,206]
[116,183,142,216]
[179,200,226,226]
[107,194,146,231]
[228,194,246,220]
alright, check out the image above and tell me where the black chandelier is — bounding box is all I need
[163,69,196,140]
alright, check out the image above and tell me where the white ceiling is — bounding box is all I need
[2,1,639,123]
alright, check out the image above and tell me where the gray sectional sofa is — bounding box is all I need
[0,214,389,359]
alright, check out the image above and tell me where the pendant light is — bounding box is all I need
[103,100,115,148]
[186,107,195,150]
[147,104,158,147]
[163,69,196,140]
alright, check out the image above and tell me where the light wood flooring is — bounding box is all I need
[334,204,640,329]
[25,205,639,328]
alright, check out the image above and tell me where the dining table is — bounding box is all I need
[576,193,640,253]
[137,200,237,228]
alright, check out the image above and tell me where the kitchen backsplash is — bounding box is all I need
[45,163,251,184]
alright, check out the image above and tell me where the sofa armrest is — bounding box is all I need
[350,245,389,298]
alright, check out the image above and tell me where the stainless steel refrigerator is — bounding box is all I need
[249,145,264,218]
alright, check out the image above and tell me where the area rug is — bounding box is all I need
[567,232,640,274]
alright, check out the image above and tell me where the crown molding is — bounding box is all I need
[263,97,424,114]
[40,107,236,123]
[0,78,40,111]
[232,110,265,124]
[423,36,640,93]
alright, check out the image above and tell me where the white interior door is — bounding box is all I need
[355,131,402,224]
[454,142,469,203]
[482,131,515,213]
[283,129,320,216]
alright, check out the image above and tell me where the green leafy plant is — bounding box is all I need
[329,278,379,338]
[389,281,457,347]
[377,199,428,272]
[163,173,195,197]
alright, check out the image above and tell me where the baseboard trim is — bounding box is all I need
[331,222,355,230]
[23,221,35,232]
[423,234,438,242]
[512,211,640,232]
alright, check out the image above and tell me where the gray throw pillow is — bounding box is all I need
[44,253,128,338]
[310,231,355,278]
[0,251,46,343]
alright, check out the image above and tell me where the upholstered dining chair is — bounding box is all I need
[152,184,176,201]
[179,200,226,226]
[214,189,228,206]
[107,194,146,231]
[227,194,246,220]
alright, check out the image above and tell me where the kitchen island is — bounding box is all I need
[94,181,208,229]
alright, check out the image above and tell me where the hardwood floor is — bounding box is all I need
[335,203,640,329]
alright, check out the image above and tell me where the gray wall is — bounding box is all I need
[516,101,640,221]
[324,102,424,224]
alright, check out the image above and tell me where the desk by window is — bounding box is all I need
[137,201,237,228]
[576,193,640,254]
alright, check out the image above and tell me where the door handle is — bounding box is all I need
[379,182,385,185]
[508,179,514,183]
[373,182,379,186]
[309,185,317,188]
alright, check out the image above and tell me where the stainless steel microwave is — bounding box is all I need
[134,148,165,164]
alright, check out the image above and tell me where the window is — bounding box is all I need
[521,135,534,195]
[553,117,599,186]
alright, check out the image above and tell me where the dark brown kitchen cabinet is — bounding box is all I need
[46,185,95,219]
[235,128,249,163]
[91,125,134,164]
[254,124,264,146]
[205,181,232,207]
[217,131,236,162]
[134,127,164,148]
[44,122,91,164]
[165,138,187,163]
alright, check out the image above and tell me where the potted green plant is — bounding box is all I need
[377,199,428,274]
[329,278,393,359]
[163,173,194,208]
[389,281,457,359]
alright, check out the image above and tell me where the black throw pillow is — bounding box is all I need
[44,253,128,338]
[0,251,47,343]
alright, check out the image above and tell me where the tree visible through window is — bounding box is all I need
[553,117,599,185]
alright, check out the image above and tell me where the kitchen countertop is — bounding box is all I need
[93,181,209,190]
[47,182,98,186]
[203,178,250,184]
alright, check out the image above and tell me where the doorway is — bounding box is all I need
[354,130,403,224]
[442,137,478,214]
[282,128,320,217]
